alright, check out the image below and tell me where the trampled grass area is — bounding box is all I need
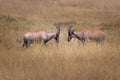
[0,0,120,80]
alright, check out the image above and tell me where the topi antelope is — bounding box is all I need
[67,26,105,44]
[22,25,60,48]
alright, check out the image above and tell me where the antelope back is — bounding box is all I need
[24,32,39,40]
[83,29,105,41]
[38,31,48,40]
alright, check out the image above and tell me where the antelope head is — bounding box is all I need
[54,24,60,43]
[67,25,76,42]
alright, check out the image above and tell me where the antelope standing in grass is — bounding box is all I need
[67,26,105,45]
[22,25,60,48]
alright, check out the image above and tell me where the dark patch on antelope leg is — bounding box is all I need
[23,39,28,48]
[43,40,48,47]
[26,40,31,48]
[22,42,25,47]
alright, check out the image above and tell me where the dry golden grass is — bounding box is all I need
[0,0,120,80]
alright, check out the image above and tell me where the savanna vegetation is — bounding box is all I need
[0,0,120,80]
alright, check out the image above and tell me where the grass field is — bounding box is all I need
[0,0,120,80]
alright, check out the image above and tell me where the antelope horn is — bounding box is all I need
[68,24,73,31]
[55,24,60,34]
